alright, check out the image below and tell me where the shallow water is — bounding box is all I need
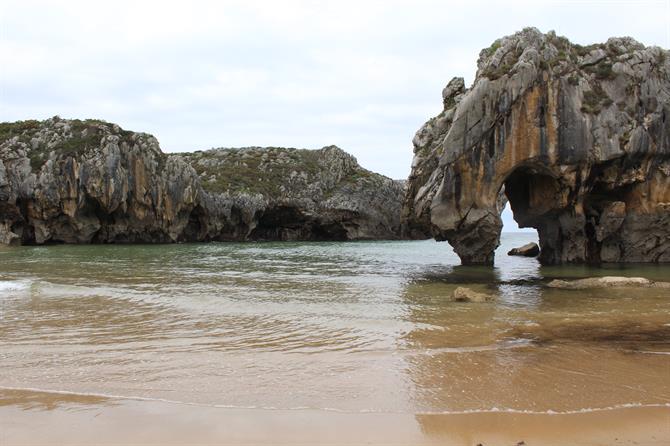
[1,233,669,414]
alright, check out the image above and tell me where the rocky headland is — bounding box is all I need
[0,118,404,245]
[403,28,669,265]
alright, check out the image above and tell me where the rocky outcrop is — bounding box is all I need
[177,146,404,241]
[0,117,403,245]
[508,242,540,257]
[403,28,670,265]
[0,119,199,244]
[547,276,670,289]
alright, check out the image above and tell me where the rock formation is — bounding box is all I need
[403,28,670,265]
[507,242,540,257]
[0,117,403,245]
[178,146,404,241]
[450,286,495,303]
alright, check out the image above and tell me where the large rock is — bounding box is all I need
[0,118,404,244]
[402,28,670,265]
[508,242,540,257]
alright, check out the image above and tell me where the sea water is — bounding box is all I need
[1,233,669,414]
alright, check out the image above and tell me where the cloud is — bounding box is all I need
[1,0,668,205]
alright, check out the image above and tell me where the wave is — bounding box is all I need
[0,278,150,302]
[0,279,32,293]
[1,385,668,415]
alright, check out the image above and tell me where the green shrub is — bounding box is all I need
[484,40,501,56]
[546,31,571,53]
[581,84,612,114]
[0,120,40,142]
[594,62,616,80]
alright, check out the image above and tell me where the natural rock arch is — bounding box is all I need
[402,28,670,265]
[500,164,562,264]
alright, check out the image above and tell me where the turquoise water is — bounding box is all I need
[0,234,669,413]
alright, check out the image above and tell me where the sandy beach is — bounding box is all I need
[1,388,668,446]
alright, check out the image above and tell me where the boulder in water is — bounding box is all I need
[508,242,540,257]
[450,286,495,302]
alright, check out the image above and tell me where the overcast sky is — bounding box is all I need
[1,0,668,230]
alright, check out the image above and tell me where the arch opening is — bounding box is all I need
[497,165,562,263]
[502,166,561,229]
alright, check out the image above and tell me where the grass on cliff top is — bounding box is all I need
[0,120,41,142]
[31,121,107,171]
[182,147,375,197]
[479,31,638,82]
[2,118,140,171]
[183,148,323,195]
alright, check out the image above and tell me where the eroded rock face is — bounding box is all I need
[0,118,403,244]
[0,118,199,244]
[177,146,404,241]
[403,28,670,265]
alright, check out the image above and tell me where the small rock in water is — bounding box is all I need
[507,242,540,257]
[451,286,494,303]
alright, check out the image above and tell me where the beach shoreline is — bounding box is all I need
[2,388,668,446]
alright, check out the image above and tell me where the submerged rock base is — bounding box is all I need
[547,276,670,289]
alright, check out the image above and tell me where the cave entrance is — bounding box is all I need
[180,205,207,242]
[249,205,312,241]
[497,165,561,262]
[249,206,350,241]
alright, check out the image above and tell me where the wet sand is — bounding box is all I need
[1,389,669,446]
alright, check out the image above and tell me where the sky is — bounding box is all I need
[1,0,669,231]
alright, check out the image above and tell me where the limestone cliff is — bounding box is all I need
[177,146,403,241]
[403,28,669,265]
[0,117,403,245]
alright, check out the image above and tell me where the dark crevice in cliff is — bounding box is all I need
[250,206,309,240]
[180,206,207,242]
[4,199,31,244]
[503,166,561,228]
[249,206,350,241]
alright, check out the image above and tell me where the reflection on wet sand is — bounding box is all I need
[0,388,113,411]
[400,276,670,415]
[415,406,670,445]
[1,390,668,445]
